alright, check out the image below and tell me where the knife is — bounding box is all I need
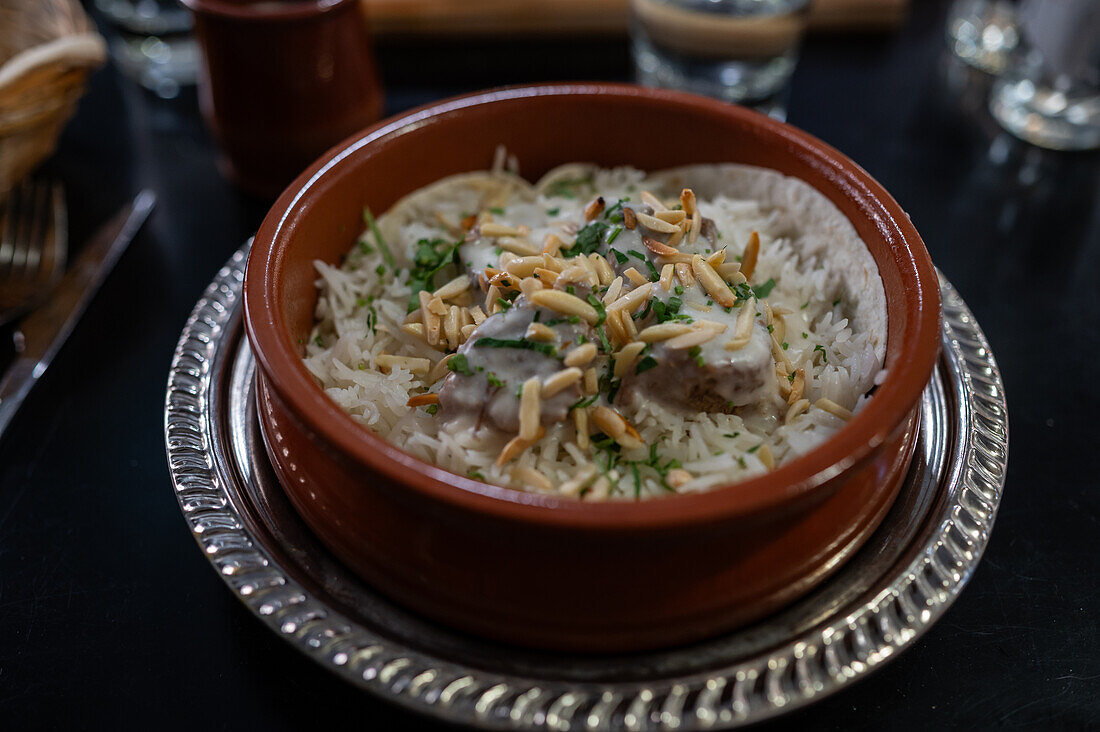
[0,190,156,439]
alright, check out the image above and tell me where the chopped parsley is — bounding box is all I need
[606,225,623,245]
[407,237,462,312]
[689,345,705,367]
[781,341,789,350]
[467,469,486,481]
[486,372,505,387]
[562,221,609,258]
[545,176,591,199]
[747,444,761,453]
[587,294,607,326]
[569,395,598,411]
[313,335,324,347]
[362,207,395,268]
[489,206,506,215]
[496,297,513,311]
[801,301,809,310]
[802,332,809,339]
[723,432,740,438]
[752,278,776,299]
[473,337,557,356]
[357,240,374,255]
[425,404,439,415]
[788,371,797,383]
[833,298,842,307]
[604,198,628,223]
[767,324,775,333]
[673,285,684,296]
[375,264,386,277]
[546,207,560,216]
[610,249,629,264]
[814,344,828,363]
[447,354,475,375]
[652,296,687,323]
[635,355,658,374]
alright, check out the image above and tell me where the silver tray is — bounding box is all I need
[165,243,1009,730]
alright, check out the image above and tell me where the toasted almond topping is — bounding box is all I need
[771,334,793,373]
[460,323,476,340]
[717,262,743,282]
[587,476,611,499]
[542,233,564,255]
[469,305,487,325]
[431,275,469,301]
[689,212,702,244]
[488,271,520,292]
[772,310,786,345]
[614,342,648,377]
[635,211,679,234]
[665,320,727,350]
[758,444,775,470]
[605,308,629,347]
[376,354,432,375]
[511,466,553,492]
[497,237,540,256]
[479,222,522,238]
[741,230,760,280]
[667,226,685,249]
[776,365,792,399]
[706,248,727,267]
[642,235,680,257]
[519,276,543,298]
[496,426,546,466]
[573,407,590,450]
[686,301,712,313]
[525,322,557,342]
[608,282,654,313]
[584,367,598,395]
[638,322,694,342]
[460,213,477,231]
[406,393,440,407]
[623,267,649,287]
[655,209,687,224]
[693,254,737,307]
[533,267,559,285]
[420,290,441,346]
[518,377,542,440]
[659,264,675,291]
[667,468,693,489]
[529,289,600,325]
[401,322,426,339]
[559,464,598,496]
[485,284,502,314]
[428,296,449,316]
[540,252,564,272]
[434,210,463,237]
[504,256,543,278]
[816,398,854,420]
[516,224,531,236]
[623,206,637,229]
[426,353,454,383]
[564,342,598,367]
[640,190,667,211]
[785,398,810,424]
[543,367,583,398]
[584,196,605,221]
[602,276,624,305]
[675,262,695,287]
[444,305,461,350]
[735,296,756,339]
[679,188,696,215]
[591,405,627,439]
[591,253,615,285]
[621,309,639,340]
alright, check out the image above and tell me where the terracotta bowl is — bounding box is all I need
[244,84,941,653]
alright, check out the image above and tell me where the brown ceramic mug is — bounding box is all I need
[181,0,384,198]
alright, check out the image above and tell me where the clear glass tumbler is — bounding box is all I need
[989,0,1100,150]
[946,0,1019,75]
[631,0,811,106]
[95,0,198,98]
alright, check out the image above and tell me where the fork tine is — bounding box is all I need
[0,188,17,272]
[22,180,50,278]
[9,180,36,275]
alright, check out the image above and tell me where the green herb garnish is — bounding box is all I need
[546,207,560,216]
[447,354,475,375]
[689,345,705,367]
[814,344,828,363]
[362,207,395,268]
[587,294,607,326]
[473,337,557,356]
[635,355,658,374]
[489,206,506,215]
[606,225,623,245]
[752,278,777,299]
[486,372,505,387]
[425,404,439,415]
[610,249,628,264]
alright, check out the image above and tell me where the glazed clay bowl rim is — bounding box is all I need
[244,82,941,532]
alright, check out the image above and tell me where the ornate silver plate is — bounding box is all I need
[165,243,1008,730]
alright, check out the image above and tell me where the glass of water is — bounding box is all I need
[989,0,1100,150]
[95,0,198,99]
[631,0,811,107]
[946,0,1019,75]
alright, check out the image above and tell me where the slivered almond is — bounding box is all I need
[444,305,461,349]
[642,235,679,257]
[434,211,463,237]
[519,276,543,298]
[559,464,598,496]
[420,290,441,346]
[584,367,598,395]
[428,296,448,316]
[543,367,583,398]
[433,275,470,300]
[786,398,810,424]
[776,365,792,399]
[816,398,853,420]
[623,206,637,229]
[640,190,667,211]
[541,252,564,272]
[772,310,786,344]
[706,248,727,267]
[607,282,653,313]
[485,284,501,314]
[605,309,628,346]
[587,476,611,500]
[656,251,693,266]
[635,211,679,234]
[638,322,694,342]
[497,251,520,270]
[496,426,546,466]
[688,211,702,243]
[401,322,426,339]
[469,306,487,325]
[741,231,760,280]
[667,226,685,249]
[659,264,675,291]
[665,320,727,350]
[427,353,454,383]
[717,262,743,281]
[602,276,624,305]
[623,267,649,287]
[497,237,540,256]
[529,289,599,324]
[614,342,647,377]
[518,377,541,440]
[505,256,543,278]
[460,324,476,340]
[376,354,431,375]
[460,213,477,231]
[479,222,522,238]
[771,334,793,372]
[621,309,639,340]
[511,466,553,492]
[488,271,520,291]
[542,233,564,255]
[525,322,557,342]
[758,444,775,470]
[406,393,439,407]
[573,408,590,450]
[591,406,640,448]
[564,343,597,367]
[656,209,686,224]
[591,253,615,285]
[680,188,696,215]
[693,254,737,307]
[534,267,559,285]
[667,468,693,489]
[584,196,605,221]
[675,262,695,287]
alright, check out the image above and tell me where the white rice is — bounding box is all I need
[304,165,884,499]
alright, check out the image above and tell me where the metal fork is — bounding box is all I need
[0,178,68,327]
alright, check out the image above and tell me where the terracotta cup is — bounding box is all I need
[181,0,384,198]
[244,84,942,652]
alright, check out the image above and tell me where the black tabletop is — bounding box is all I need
[2,0,1097,728]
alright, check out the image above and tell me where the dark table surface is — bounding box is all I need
[2,0,1098,728]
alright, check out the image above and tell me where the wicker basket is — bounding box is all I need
[0,0,106,197]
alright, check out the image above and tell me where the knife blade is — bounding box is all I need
[0,190,156,439]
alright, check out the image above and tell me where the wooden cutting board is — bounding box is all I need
[360,0,910,37]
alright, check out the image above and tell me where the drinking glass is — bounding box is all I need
[989,0,1100,150]
[95,0,198,98]
[946,0,1019,75]
[631,0,811,108]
